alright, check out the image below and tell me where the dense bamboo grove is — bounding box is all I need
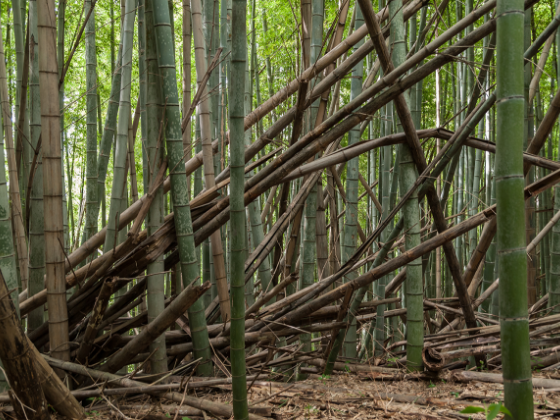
[2,0,560,418]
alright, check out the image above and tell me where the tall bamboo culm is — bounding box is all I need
[550,0,560,315]
[38,0,70,365]
[390,0,423,372]
[342,6,364,360]
[191,0,231,321]
[230,0,249,415]
[496,0,534,418]
[28,0,45,334]
[144,0,168,374]
[85,0,98,244]
[151,0,213,376]
[0,8,22,390]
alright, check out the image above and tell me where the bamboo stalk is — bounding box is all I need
[101,281,210,373]
[0,269,49,419]
[38,0,69,365]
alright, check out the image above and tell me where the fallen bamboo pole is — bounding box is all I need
[100,281,211,373]
[0,269,50,419]
[44,356,267,420]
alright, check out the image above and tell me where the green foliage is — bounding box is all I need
[460,402,512,420]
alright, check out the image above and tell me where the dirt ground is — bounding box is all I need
[45,369,560,420]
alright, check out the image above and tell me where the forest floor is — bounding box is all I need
[17,368,557,420]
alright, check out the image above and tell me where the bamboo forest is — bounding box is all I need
[2,0,560,418]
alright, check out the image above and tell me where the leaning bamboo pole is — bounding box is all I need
[46,357,264,420]
[101,280,210,373]
[0,269,49,420]
[495,0,534,417]
[37,0,69,365]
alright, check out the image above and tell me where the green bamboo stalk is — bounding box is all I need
[85,0,98,245]
[139,0,148,194]
[59,0,71,256]
[143,0,167,374]
[230,0,249,415]
[525,9,538,306]
[182,0,191,157]
[11,0,28,210]
[0,16,21,392]
[482,162,496,315]
[496,0,535,417]
[244,71,272,304]
[151,0,213,376]
[551,0,560,314]
[243,60,255,309]
[374,144,392,357]
[341,6,364,359]
[388,0,423,372]
[191,0,231,320]
[103,0,136,253]
[28,0,44,333]
[98,34,124,229]
[299,180,317,356]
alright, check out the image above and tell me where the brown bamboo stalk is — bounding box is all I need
[260,185,277,224]
[100,281,211,373]
[27,339,84,418]
[316,194,329,280]
[274,175,557,332]
[0,269,50,419]
[75,278,116,364]
[462,217,497,288]
[44,356,266,420]
[38,0,70,365]
[358,0,479,337]
[528,32,553,104]
[525,86,560,174]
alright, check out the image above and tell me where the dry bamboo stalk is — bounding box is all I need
[462,217,496,288]
[0,269,50,419]
[44,356,266,420]
[528,32,554,105]
[453,370,560,389]
[358,172,382,213]
[27,339,84,418]
[38,0,70,365]
[75,278,116,364]
[100,281,210,373]
[0,20,28,293]
[260,185,277,224]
